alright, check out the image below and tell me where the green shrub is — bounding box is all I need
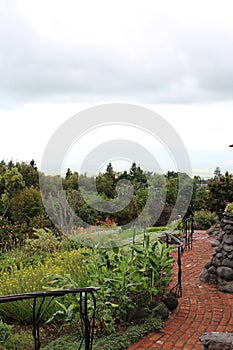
[41,315,162,350]
[1,329,32,350]
[166,219,182,232]
[0,319,13,342]
[0,322,32,350]
[93,316,162,350]
[41,333,78,350]
[23,228,62,255]
[0,252,45,274]
[225,203,233,213]
[194,210,218,230]
[146,226,167,232]
[0,217,28,252]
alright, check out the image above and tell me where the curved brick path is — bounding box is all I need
[128,231,233,350]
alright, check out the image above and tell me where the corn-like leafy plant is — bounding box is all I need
[132,235,174,301]
[47,235,174,334]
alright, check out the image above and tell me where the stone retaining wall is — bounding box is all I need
[200,332,233,349]
[199,212,233,293]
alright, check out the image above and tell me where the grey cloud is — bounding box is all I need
[1,4,233,108]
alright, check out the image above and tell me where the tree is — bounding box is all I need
[10,187,44,224]
[193,184,211,211]
[0,160,6,176]
[165,177,178,206]
[65,168,72,179]
[78,174,96,192]
[16,160,39,187]
[62,171,79,190]
[129,162,148,192]
[165,171,179,179]
[0,167,25,217]
[207,172,233,212]
[106,162,114,177]
[96,173,116,198]
[96,163,117,199]
[213,167,222,180]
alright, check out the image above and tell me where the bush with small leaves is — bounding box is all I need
[23,228,62,255]
[194,210,218,230]
[225,203,233,213]
[0,319,12,342]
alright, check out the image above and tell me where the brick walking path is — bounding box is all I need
[128,231,233,350]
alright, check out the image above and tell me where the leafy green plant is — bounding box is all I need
[146,226,167,232]
[23,228,62,255]
[166,219,182,232]
[0,319,13,343]
[194,210,218,230]
[1,330,32,350]
[0,321,33,349]
[132,235,174,302]
[41,333,78,350]
[225,202,233,213]
[93,316,162,350]
[0,251,46,274]
[41,315,162,350]
[47,236,173,334]
[0,216,28,252]
[46,248,138,333]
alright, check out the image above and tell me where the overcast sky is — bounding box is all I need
[1,0,233,178]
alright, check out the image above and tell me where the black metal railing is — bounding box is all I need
[182,215,194,250]
[0,287,99,350]
[165,232,184,298]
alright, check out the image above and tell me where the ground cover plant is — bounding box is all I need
[41,315,163,350]
[0,320,32,350]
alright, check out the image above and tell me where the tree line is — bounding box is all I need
[0,159,233,244]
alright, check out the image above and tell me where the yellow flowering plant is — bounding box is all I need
[0,249,89,323]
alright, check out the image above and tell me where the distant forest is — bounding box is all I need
[1,159,233,242]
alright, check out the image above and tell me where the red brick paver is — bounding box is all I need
[128,231,233,349]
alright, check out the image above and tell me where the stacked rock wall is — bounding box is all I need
[200,332,233,349]
[199,212,233,293]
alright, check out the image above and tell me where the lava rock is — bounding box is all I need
[208,266,217,275]
[223,234,233,244]
[223,224,233,233]
[199,268,218,284]
[163,294,178,311]
[222,258,233,268]
[200,332,233,350]
[218,279,233,293]
[217,266,233,281]
[205,261,213,269]
[211,257,221,267]
[152,301,170,320]
[127,307,148,323]
[223,244,233,252]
